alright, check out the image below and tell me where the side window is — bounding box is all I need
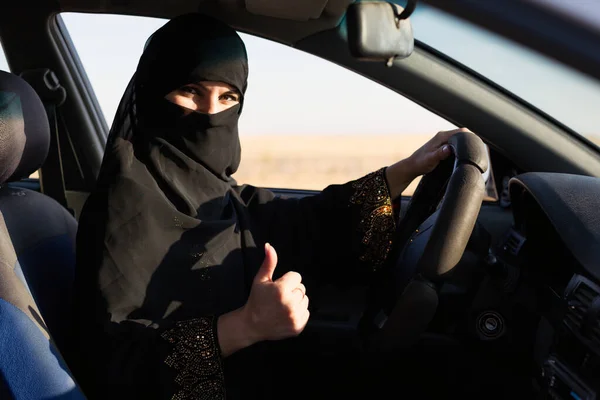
[60,13,497,199]
[236,36,491,197]
[0,42,9,72]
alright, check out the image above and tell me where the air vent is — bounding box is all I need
[564,276,600,351]
[502,229,526,256]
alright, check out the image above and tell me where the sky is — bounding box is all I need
[1,4,599,138]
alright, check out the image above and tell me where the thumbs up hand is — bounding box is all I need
[241,243,310,343]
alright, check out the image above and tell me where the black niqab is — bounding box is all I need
[132,13,246,183]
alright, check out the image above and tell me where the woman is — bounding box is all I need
[71,12,460,400]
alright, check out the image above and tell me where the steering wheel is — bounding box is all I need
[371,130,488,351]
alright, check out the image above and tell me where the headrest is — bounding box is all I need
[0,70,49,184]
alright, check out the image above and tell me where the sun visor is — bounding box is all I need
[245,0,352,21]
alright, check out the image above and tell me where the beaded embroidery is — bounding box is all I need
[349,168,396,269]
[161,317,225,400]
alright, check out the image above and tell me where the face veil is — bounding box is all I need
[105,12,249,189]
[80,13,256,327]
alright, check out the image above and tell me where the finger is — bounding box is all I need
[425,144,451,166]
[299,308,310,329]
[254,243,278,283]
[289,287,306,305]
[276,270,302,289]
[298,293,309,311]
[435,127,468,145]
[293,283,306,298]
[443,127,471,135]
[438,144,452,160]
[293,309,310,335]
[434,131,454,146]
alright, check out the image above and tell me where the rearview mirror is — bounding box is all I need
[346,1,416,64]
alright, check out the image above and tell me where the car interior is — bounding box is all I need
[0,0,599,399]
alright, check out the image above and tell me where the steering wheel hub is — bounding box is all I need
[476,310,506,340]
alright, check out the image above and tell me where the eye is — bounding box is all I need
[180,85,198,95]
[220,93,240,102]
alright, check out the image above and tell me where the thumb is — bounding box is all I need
[436,144,452,161]
[255,243,278,283]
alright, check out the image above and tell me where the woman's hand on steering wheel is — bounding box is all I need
[385,128,471,199]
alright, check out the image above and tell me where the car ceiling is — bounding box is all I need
[57,0,353,43]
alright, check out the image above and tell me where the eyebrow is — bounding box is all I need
[192,82,241,98]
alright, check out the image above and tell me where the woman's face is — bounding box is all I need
[165,81,241,115]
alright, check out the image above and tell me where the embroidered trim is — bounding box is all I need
[161,317,225,400]
[349,168,396,270]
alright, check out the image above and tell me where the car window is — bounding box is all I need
[59,12,497,199]
[409,2,600,145]
[0,42,8,72]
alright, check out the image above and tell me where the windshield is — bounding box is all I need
[407,3,600,143]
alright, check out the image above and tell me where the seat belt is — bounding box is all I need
[19,69,73,215]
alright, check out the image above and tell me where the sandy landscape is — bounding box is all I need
[235,133,432,194]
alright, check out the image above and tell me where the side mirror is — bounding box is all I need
[346,1,416,64]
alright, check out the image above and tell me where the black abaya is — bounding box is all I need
[71,12,398,400]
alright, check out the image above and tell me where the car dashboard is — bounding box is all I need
[497,172,600,399]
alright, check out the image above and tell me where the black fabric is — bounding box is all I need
[72,13,397,399]
[0,71,50,183]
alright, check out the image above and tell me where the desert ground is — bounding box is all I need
[235,133,433,195]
